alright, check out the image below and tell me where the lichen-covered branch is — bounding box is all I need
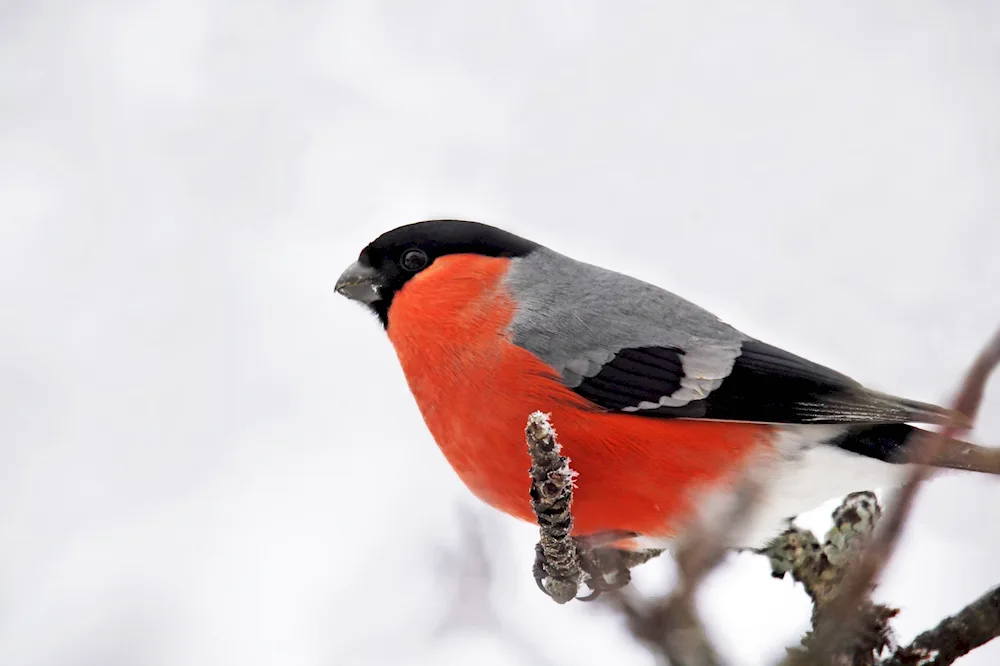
[758,326,1000,665]
[761,492,897,665]
[522,327,1000,664]
[883,585,1000,666]
[762,492,1000,665]
[804,326,1000,663]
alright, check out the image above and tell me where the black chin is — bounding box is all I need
[369,300,390,329]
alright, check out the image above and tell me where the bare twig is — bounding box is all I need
[754,326,1000,664]
[607,470,764,665]
[810,327,1000,659]
[432,506,501,635]
[523,327,1000,665]
[675,475,764,596]
[612,587,723,666]
[429,506,561,666]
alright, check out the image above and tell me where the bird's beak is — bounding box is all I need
[335,261,385,304]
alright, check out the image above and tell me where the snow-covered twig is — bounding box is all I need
[526,411,662,604]
[526,411,583,603]
[527,409,758,664]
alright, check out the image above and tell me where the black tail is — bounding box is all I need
[835,423,1000,474]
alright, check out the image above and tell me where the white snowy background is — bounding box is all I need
[2,1,999,664]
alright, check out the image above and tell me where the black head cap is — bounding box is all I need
[336,220,539,327]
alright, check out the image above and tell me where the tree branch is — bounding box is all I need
[526,411,586,603]
[883,585,1000,666]
[527,410,758,664]
[526,411,663,603]
[805,326,1000,663]
[762,493,1000,665]
[761,492,898,665]
[522,326,1000,665]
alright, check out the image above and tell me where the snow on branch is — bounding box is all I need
[525,411,583,604]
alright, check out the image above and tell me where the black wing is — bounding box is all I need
[573,340,945,425]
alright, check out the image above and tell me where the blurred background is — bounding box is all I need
[2,1,999,664]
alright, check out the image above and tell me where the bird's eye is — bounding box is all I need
[400,248,428,272]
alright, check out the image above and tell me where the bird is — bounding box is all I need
[336,219,998,551]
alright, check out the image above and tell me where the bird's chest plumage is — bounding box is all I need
[386,254,777,539]
[386,256,548,516]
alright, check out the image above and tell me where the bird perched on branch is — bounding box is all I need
[336,220,998,549]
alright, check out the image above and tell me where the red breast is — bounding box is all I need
[388,253,776,538]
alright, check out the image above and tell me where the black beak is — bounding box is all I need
[335,261,385,304]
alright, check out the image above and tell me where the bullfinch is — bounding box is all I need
[336,219,998,549]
